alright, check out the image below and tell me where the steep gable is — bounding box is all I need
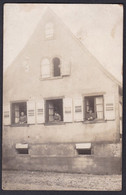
[3,7,122,102]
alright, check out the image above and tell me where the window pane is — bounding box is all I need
[14,104,19,123]
[95,97,103,104]
[49,115,54,122]
[97,112,103,119]
[85,97,95,113]
[96,104,103,112]
[45,23,54,38]
[53,57,61,77]
[49,108,54,115]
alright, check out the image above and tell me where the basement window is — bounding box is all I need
[17,148,28,154]
[77,149,91,155]
[11,102,27,125]
[85,96,103,121]
[15,143,29,154]
[45,99,63,124]
[76,143,92,155]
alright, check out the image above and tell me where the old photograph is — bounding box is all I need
[2,3,123,190]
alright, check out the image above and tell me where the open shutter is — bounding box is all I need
[104,95,115,120]
[36,100,45,123]
[41,58,50,78]
[95,96,104,119]
[62,61,71,76]
[63,98,73,122]
[3,104,11,125]
[74,97,83,121]
[27,101,35,124]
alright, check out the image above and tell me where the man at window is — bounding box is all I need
[87,108,95,121]
[19,112,27,124]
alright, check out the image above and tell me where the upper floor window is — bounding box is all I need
[41,58,50,78]
[52,57,61,77]
[85,96,104,121]
[11,102,27,125]
[45,22,54,39]
[45,99,63,124]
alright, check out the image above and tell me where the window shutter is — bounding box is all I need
[36,100,45,123]
[63,98,73,122]
[3,104,10,125]
[74,97,83,121]
[41,58,50,78]
[27,101,35,124]
[104,95,115,120]
[95,97,103,119]
[62,61,71,76]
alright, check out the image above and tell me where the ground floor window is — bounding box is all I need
[85,96,103,121]
[45,99,63,123]
[11,102,27,125]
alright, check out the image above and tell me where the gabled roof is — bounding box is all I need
[4,6,122,90]
[46,7,122,88]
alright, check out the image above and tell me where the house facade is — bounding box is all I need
[3,8,122,174]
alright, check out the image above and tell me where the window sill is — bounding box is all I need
[10,124,29,127]
[44,121,65,126]
[83,119,106,124]
[40,76,63,81]
[16,154,29,156]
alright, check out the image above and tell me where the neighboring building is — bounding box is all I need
[3,8,122,174]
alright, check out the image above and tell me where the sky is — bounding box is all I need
[4,4,123,82]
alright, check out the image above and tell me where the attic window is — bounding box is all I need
[45,22,54,39]
[52,57,61,77]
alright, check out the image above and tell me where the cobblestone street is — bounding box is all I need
[2,170,122,191]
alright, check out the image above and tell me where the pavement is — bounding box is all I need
[2,170,122,191]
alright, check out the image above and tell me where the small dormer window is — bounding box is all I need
[45,22,54,39]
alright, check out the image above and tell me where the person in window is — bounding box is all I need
[54,111,61,122]
[19,112,27,124]
[87,108,94,121]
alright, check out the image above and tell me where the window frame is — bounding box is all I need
[84,95,104,122]
[45,22,54,40]
[44,97,64,125]
[40,56,62,80]
[11,100,28,127]
[52,57,61,77]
